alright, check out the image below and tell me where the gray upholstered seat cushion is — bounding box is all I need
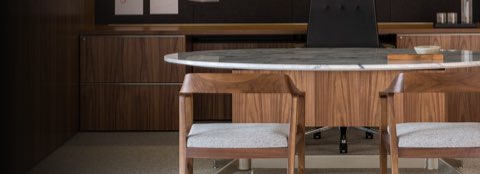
[187,123,290,148]
[391,122,480,148]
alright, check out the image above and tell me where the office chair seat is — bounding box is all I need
[390,122,480,148]
[188,123,290,148]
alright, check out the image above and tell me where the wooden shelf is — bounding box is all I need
[83,23,480,35]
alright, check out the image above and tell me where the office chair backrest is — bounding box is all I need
[307,0,379,48]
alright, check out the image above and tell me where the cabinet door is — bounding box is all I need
[81,35,187,83]
[397,34,480,51]
[80,84,181,131]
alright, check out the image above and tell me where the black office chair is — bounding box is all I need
[307,0,379,48]
[306,0,379,153]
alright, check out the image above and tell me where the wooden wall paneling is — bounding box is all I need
[81,35,187,83]
[7,0,94,173]
[445,67,480,122]
[80,84,181,131]
[397,34,480,51]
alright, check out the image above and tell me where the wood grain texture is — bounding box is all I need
[397,34,480,123]
[81,36,187,83]
[193,42,300,51]
[232,71,314,125]
[387,54,444,60]
[380,71,480,174]
[80,84,181,131]
[399,72,480,93]
[233,70,447,126]
[191,42,298,121]
[188,57,230,121]
[7,0,94,173]
[179,73,305,174]
[80,35,189,131]
[180,74,302,94]
[187,148,289,159]
[398,148,480,158]
[397,34,480,51]
[193,93,232,121]
[445,67,480,122]
[179,94,193,174]
[315,71,398,126]
[379,96,389,174]
[402,93,445,122]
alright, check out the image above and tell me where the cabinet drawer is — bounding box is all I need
[80,84,181,131]
[81,36,187,83]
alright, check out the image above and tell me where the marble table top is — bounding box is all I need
[164,48,480,71]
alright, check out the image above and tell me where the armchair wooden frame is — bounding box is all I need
[179,73,306,174]
[379,72,480,174]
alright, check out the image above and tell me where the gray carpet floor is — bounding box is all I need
[27,128,479,174]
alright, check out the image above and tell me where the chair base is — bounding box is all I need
[308,126,379,154]
[340,127,348,153]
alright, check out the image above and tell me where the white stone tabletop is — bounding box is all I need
[164,48,480,71]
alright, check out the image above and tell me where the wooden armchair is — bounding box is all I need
[179,73,305,174]
[379,72,480,174]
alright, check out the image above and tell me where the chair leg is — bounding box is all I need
[379,142,388,174]
[390,149,399,174]
[288,148,296,174]
[179,157,193,174]
[298,135,305,174]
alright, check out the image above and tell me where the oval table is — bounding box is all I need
[166,48,480,127]
[166,48,480,170]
